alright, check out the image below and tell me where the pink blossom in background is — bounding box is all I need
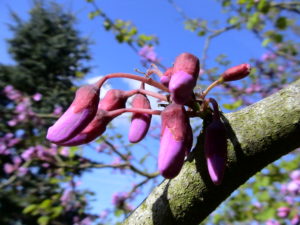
[32,93,42,101]
[18,167,28,176]
[42,163,50,168]
[199,68,205,76]
[53,106,63,115]
[290,170,300,181]
[4,163,15,174]
[112,192,128,206]
[12,156,22,166]
[291,214,300,225]
[21,147,36,160]
[284,196,294,205]
[138,45,159,63]
[76,217,92,225]
[276,206,290,218]
[265,219,280,225]
[253,202,262,209]
[60,147,70,157]
[245,83,262,94]
[286,180,300,194]
[3,85,22,101]
[99,209,109,219]
[60,189,73,205]
[261,52,276,61]
[7,119,17,127]
[111,157,122,165]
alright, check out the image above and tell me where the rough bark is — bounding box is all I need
[122,79,300,225]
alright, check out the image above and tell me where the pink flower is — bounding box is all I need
[128,94,152,143]
[17,167,28,176]
[53,106,63,115]
[204,98,227,185]
[7,119,17,127]
[138,45,158,63]
[32,93,42,101]
[160,67,173,87]
[290,170,300,181]
[4,163,15,174]
[277,206,290,218]
[158,104,192,179]
[60,189,72,205]
[21,147,36,160]
[287,180,300,194]
[59,89,127,146]
[266,219,280,225]
[291,214,300,225]
[169,53,200,104]
[47,85,100,143]
[112,192,128,208]
[221,64,251,82]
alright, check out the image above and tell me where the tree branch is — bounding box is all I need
[122,79,300,225]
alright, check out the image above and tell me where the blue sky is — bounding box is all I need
[0,0,267,220]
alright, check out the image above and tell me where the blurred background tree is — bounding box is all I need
[0,1,95,225]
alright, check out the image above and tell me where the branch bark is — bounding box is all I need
[122,79,300,225]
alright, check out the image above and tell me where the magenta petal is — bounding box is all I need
[169,71,195,104]
[58,126,106,146]
[128,114,151,143]
[46,106,93,143]
[204,120,227,185]
[160,75,170,87]
[206,153,226,185]
[158,127,185,179]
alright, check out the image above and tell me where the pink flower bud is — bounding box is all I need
[277,207,290,218]
[128,94,152,143]
[158,104,192,179]
[222,63,251,82]
[172,52,200,78]
[204,99,227,185]
[98,89,127,111]
[46,85,99,143]
[58,89,128,146]
[291,214,300,225]
[169,71,196,104]
[169,53,200,104]
[160,67,173,87]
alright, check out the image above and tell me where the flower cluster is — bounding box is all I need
[3,85,42,127]
[47,52,251,184]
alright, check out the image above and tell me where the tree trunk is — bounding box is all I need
[122,79,300,225]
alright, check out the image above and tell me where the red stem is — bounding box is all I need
[95,73,170,93]
[107,108,162,118]
[124,89,168,102]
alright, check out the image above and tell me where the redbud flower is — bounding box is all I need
[277,206,290,218]
[291,214,300,225]
[58,89,127,146]
[290,169,300,181]
[204,98,227,185]
[221,63,251,82]
[169,53,200,104]
[46,85,99,143]
[128,94,152,143]
[160,67,173,87]
[158,103,192,179]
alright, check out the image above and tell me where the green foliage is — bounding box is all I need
[0,2,94,225]
[2,1,90,113]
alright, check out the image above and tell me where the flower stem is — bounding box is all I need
[95,73,169,92]
[108,108,162,118]
[124,89,168,102]
[202,78,223,98]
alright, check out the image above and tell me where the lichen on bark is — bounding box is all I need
[122,79,300,225]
